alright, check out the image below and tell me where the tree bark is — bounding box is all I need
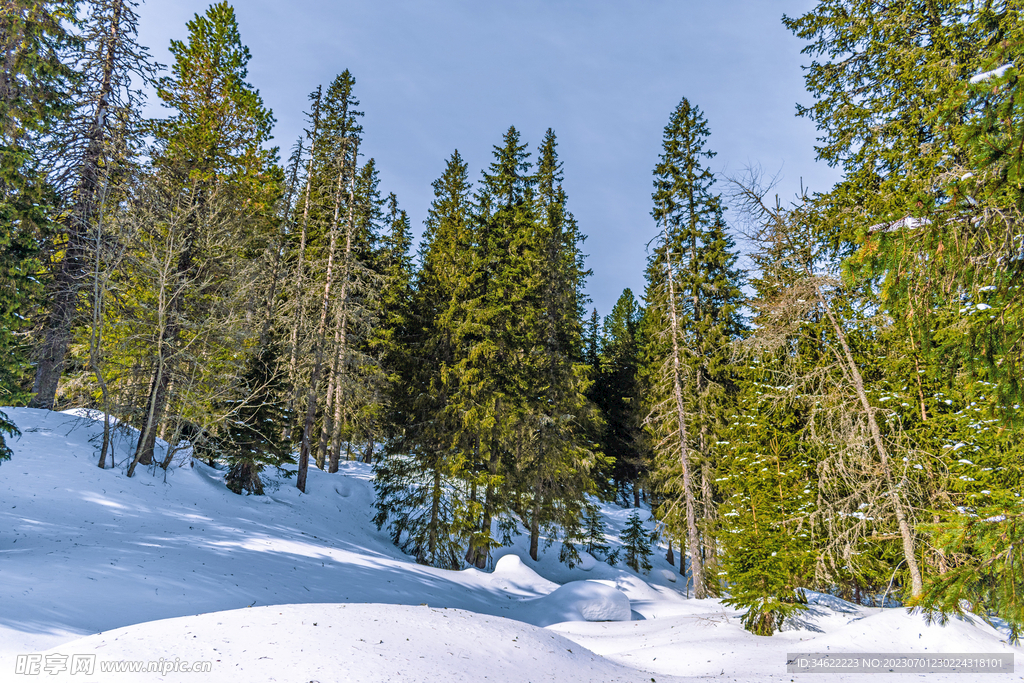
[529,475,543,561]
[664,241,706,599]
[816,285,923,598]
[297,140,355,492]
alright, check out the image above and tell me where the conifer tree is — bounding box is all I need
[621,510,653,574]
[31,0,154,409]
[127,1,279,476]
[222,338,293,494]
[718,375,815,634]
[595,289,645,506]
[581,502,610,557]
[1,0,77,401]
[454,126,538,568]
[643,98,744,599]
[733,176,927,598]
[517,129,598,563]
[374,150,474,568]
[293,70,362,492]
[370,192,413,455]
[0,409,18,463]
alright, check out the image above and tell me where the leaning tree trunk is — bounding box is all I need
[817,288,924,598]
[664,241,706,599]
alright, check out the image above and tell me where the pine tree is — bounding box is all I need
[733,177,927,599]
[367,192,413,460]
[621,510,653,574]
[581,502,610,557]
[293,70,362,492]
[223,338,293,494]
[595,289,645,506]
[718,376,816,634]
[455,126,538,569]
[517,129,598,564]
[0,409,18,463]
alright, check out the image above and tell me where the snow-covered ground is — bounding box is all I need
[0,407,1019,682]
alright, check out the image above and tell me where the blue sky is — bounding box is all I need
[137,0,841,316]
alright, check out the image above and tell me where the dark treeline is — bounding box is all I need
[2,0,1023,640]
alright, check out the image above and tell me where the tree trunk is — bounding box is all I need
[529,475,543,561]
[817,285,924,598]
[664,241,706,599]
[428,467,441,563]
[297,140,355,493]
[128,205,197,478]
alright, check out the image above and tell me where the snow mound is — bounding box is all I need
[656,568,676,583]
[37,603,673,683]
[491,553,559,594]
[576,551,597,571]
[516,580,631,627]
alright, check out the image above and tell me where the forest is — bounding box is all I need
[1,0,1023,640]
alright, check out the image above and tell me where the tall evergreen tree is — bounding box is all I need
[517,129,598,563]
[127,1,279,476]
[374,150,474,569]
[1,0,77,401]
[293,70,362,492]
[453,126,538,569]
[643,98,744,599]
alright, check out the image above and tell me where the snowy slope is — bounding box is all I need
[1,408,1020,682]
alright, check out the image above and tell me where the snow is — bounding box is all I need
[868,215,931,234]
[25,604,661,683]
[516,580,632,626]
[970,64,1013,83]
[1,407,1021,682]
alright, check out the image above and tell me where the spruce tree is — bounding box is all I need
[595,289,645,506]
[718,377,816,634]
[581,502,610,557]
[621,510,653,574]
[374,151,475,568]
[517,129,598,563]
[293,70,362,492]
[127,1,279,476]
[1,0,77,402]
[223,338,293,494]
[454,126,538,569]
[643,98,744,599]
